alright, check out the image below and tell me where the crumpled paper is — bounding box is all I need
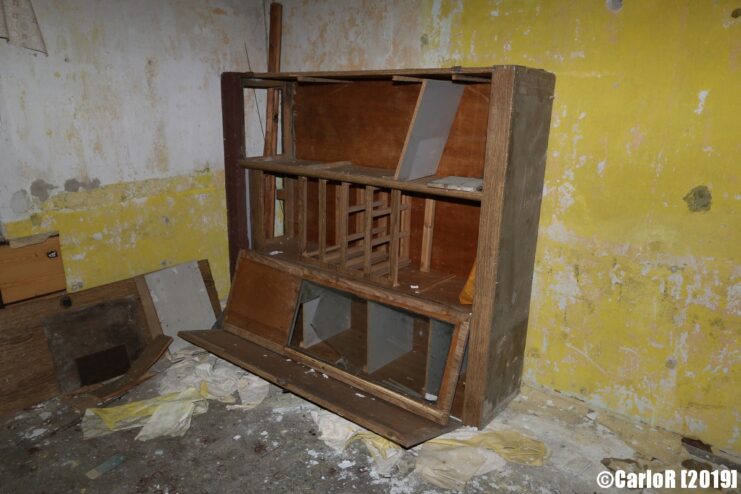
[82,351,272,441]
[415,428,548,490]
[82,386,210,441]
[158,348,270,408]
[310,409,403,475]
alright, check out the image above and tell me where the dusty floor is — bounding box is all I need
[0,353,735,494]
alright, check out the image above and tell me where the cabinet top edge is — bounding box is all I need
[225,66,554,81]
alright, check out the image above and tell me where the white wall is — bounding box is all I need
[0,0,267,225]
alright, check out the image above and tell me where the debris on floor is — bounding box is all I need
[82,347,272,441]
[311,409,403,475]
[85,453,125,479]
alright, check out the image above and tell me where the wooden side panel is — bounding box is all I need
[463,67,555,426]
[0,235,66,305]
[224,254,302,347]
[294,81,420,169]
[222,72,248,276]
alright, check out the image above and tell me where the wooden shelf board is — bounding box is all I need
[179,329,459,447]
[256,239,472,318]
[241,156,482,202]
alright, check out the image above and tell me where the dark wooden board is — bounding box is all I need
[180,329,459,447]
[42,296,148,393]
[0,260,219,418]
[0,279,144,417]
[464,67,555,426]
[222,72,248,276]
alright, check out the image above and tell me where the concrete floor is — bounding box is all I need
[0,355,732,494]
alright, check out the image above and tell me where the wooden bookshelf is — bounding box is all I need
[195,66,555,445]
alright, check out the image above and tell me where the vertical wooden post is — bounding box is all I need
[297,176,308,254]
[249,170,266,251]
[222,72,247,276]
[420,198,436,272]
[389,189,402,286]
[338,182,350,268]
[262,3,283,238]
[282,81,296,238]
[363,186,375,274]
[399,195,412,261]
[318,179,327,261]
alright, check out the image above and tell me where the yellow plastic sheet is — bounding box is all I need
[429,430,548,466]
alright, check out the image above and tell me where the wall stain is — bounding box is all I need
[64,178,101,193]
[30,179,57,202]
[683,186,712,212]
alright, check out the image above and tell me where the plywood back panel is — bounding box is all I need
[436,84,490,178]
[409,198,480,277]
[294,81,420,169]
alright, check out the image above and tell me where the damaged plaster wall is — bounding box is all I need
[275,0,740,453]
[0,0,268,296]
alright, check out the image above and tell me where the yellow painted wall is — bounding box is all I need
[423,0,739,452]
[3,171,231,299]
[3,0,737,456]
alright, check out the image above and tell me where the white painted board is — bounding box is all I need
[395,80,464,181]
[145,261,216,353]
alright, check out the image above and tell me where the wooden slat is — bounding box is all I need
[241,157,482,202]
[179,330,459,447]
[389,189,402,286]
[363,186,374,274]
[420,198,436,272]
[297,176,308,253]
[338,182,350,268]
[452,74,490,83]
[400,195,412,261]
[318,179,327,261]
[434,319,470,419]
[297,76,352,84]
[249,170,265,250]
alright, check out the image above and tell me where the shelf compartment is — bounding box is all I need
[286,276,470,425]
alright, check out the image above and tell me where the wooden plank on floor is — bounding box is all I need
[180,329,460,447]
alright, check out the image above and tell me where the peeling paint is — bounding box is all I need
[423,0,741,454]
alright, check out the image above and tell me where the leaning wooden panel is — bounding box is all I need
[179,329,459,447]
[224,252,302,350]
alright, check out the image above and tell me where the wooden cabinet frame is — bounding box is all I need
[184,66,555,446]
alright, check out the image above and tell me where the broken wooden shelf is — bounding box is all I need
[179,329,459,448]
